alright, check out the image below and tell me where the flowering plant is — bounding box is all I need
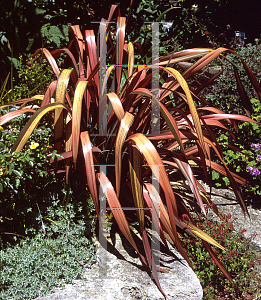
[246,143,261,176]
[182,213,261,299]
[29,141,39,150]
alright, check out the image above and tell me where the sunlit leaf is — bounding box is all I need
[115,112,134,196]
[54,69,73,150]
[11,103,71,153]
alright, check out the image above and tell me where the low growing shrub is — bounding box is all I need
[12,53,56,101]
[0,114,57,242]
[197,43,261,199]
[209,97,261,201]
[0,203,96,300]
[247,143,261,176]
[182,213,261,299]
[1,53,56,105]
[202,43,261,115]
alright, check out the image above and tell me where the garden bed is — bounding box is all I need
[197,182,261,299]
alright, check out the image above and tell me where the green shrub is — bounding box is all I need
[0,116,96,298]
[0,121,96,297]
[0,53,56,105]
[0,125,95,247]
[198,44,261,199]
[209,97,261,199]
[0,115,56,242]
[182,213,260,299]
[0,48,96,299]
[0,51,71,243]
[128,0,202,54]
[12,53,55,101]
[0,203,96,300]
[203,43,261,114]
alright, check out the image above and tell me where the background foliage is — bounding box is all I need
[2,0,261,84]
[200,43,261,201]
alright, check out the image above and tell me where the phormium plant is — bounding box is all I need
[1,5,261,297]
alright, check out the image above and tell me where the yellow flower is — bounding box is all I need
[29,142,39,150]
[0,169,3,176]
[0,126,3,130]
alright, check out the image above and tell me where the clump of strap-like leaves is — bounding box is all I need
[1,5,261,297]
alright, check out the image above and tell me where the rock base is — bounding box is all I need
[35,231,203,300]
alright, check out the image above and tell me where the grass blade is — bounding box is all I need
[116,17,126,94]
[129,145,145,232]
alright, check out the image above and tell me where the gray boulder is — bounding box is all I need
[199,181,261,254]
[35,231,203,300]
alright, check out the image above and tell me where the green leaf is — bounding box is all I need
[15,178,20,188]
[13,170,22,177]
[212,170,220,180]
[55,154,64,159]
[8,165,14,175]
[223,177,230,186]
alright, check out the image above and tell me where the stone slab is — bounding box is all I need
[35,231,203,300]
